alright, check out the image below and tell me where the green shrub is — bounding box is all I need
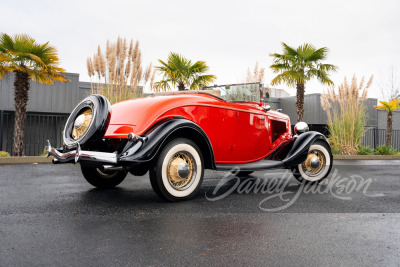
[332,148,341,155]
[375,145,397,155]
[0,151,11,157]
[357,146,374,155]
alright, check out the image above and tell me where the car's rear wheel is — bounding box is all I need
[81,165,127,189]
[291,141,332,183]
[149,138,204,201]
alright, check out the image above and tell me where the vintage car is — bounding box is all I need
[47,83,332,201]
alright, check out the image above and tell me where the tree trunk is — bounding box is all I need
[12,70,30,156]
[296,82,305,122]
[385,110,393,146]
[178,82,185,91]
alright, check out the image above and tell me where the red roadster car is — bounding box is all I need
[47,83,332,201]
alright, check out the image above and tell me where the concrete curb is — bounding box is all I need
[1,155,400,165]
[334,155,400,160]
[0,156,53,165]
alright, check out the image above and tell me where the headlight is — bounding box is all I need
[294,122,309,135]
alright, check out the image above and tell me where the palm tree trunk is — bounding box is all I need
[385,110,393,146]
[178,82,185,91]
[296,82,305,122]
[12,70,30,156]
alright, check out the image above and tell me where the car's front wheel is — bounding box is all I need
[291,141,333,183]
[149,138,204,201]
[81,165,127,189]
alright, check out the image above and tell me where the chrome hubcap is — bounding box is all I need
[310,157,321,168]
[302,150,326,177]
[74,114,85,129]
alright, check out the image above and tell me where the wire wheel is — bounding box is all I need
[149,138,204,201]
[291,141,333,183]
[301,150,326,177]
[71,108,93,140]
[167,152,197,190]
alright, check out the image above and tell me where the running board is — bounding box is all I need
[215,160,284,171]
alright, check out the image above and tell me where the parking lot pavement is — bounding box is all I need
[0,163,399,266]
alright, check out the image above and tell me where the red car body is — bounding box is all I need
[104,93,292,164]
[47,83,332,201]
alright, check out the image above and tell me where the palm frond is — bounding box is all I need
[154,52,215,90]
[281,42,298,56]
[305,47,328,62]
[269,42,337,90]
[190,74,216,90]
[376,99,400,112]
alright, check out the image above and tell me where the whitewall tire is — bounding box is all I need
[149,138,204,201]
[291,141,333,183]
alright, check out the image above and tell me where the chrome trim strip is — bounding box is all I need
[47,140,117,164]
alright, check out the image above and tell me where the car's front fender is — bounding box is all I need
[282,131,329,168]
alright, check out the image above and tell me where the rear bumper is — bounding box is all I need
[47,141,117,164]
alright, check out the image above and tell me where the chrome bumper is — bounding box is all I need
[47,140,117,164]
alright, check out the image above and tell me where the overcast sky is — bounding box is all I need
[2,0,400,98]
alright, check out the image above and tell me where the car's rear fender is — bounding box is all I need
[118,118,216,169]
[282,131,329,168]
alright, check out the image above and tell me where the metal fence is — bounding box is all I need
[306,124,400,151]
[362,128,400,151]
[0,111,68,156]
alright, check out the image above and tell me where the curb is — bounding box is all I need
[334,155,400,160]
[0,156,53,165]
[1,155,399,165]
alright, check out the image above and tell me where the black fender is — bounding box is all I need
[117,118,215,168]
[282,131,329,168]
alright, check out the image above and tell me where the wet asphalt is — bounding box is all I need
[0,162,400,266]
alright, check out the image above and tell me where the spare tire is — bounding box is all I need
[63,95,110,149]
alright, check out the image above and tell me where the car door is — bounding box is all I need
[231,107,270,163]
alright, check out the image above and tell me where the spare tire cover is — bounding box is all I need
[63,95,110,149]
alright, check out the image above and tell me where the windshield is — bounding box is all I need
[202,83,263,103]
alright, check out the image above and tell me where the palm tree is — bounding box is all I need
[376,98,400,146]
[270,43,337,122]
[0,33,67,156]
[154,52,216,91]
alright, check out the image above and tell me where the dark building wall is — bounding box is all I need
[377,110,400,130]
[274,94,388,129]
[0,72,82,113]
[278,94,328,125]
[0,72,86,155]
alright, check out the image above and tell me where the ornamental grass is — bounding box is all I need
[321,75,373,155]
[87,37,155,104]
